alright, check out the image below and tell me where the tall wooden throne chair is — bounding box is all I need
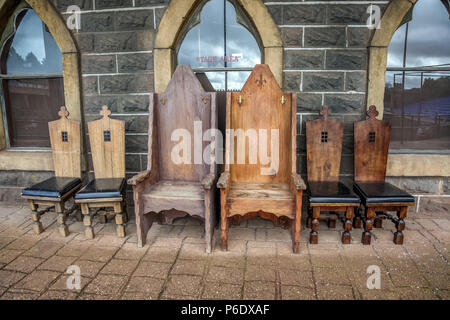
[305,105,360,244]
[128,65,218,253]
[217,64,306,253]
[21,106,82,236]
[74,106,127,239]
[353,105,415,245]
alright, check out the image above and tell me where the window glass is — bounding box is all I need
[6,10,62,75]
[384,0,450,151]
[177,0,261,90]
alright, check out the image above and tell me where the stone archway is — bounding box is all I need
[154,0,283,92]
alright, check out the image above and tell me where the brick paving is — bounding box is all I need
[0,204,448,300]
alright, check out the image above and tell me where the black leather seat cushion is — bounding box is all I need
[22,177,81,198]
[353,182,415,205]
[308,181,361,204]
[75,178,126,199]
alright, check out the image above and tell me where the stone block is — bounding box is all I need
[304,27,346,47]
[283,5,326,24]
[283,72,301,91]
[115,10,154,31]
[297,93,322,112]
[326,50,367,70]
[303,72,344,92]
[346,71,367,92]
[324,94,365,113]
[328,4,369,24]
[99,74,153,94]
[117,53,153,73]
[81,12,114,32]
[281,27,302,48]
[95,0,133,9]
[284,50,324,69]
[81,55,116,74]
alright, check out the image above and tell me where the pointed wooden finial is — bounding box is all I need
[367,105,379,119]
[100,105,112,118]
[320,105,331,120]
[58,106,69,119]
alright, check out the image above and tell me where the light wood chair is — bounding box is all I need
[217,64,306,253]
[305,105,360,244]
[74,105,127,239]
[353,106,415,245]
[128,65,218,253]
[22,106,82,236]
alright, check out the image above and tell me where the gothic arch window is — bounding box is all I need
[0,7,65,148]
[383,0,450,151]
[176,0,263,90]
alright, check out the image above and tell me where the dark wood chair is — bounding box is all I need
[21,106,82,236]
[306,106,360,244]
[74,105,127,239]
[353,105,415,245]
[128,65,218,253]
[217,64,306,253]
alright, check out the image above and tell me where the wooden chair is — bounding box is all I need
[353,105,415,245]
[74,105,127,239]
[127,65,218,253]
[305,105,360,244]
[21,106,82,236]
[217,64,306,253]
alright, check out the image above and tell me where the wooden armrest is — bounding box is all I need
[201,173,216,190]
[127,170,152,186]
[291,173,307,190]
[217,171,230,189]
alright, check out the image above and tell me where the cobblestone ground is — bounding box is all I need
[0,203,448,300]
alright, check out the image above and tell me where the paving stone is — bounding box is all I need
[84,274,127,296]
[171,259,206,276]
[0,289,40,300]
[120,292,157,300]
[100,259,139,275]
[5,256,44,273]
[228,227,256,240]
[310,252,345,269]
[243,281,276,300]
[49,275,89,292]
[314,267,351,286]
[143,246,179,263]
[206,266,244,285]
[0,249,23,264]
[422,272,450,290]
[13,270,60,292]
[281,285,316,300]
[95,235,128,247]
[266,228,292,242]
[0,270,26,287]
[23,241,63,259]
[73,260,106,278]
[279,269,314,288]
[39,290,78,300]
[255,228,267,241]
[56,242,91,257]
[4,235,40,251]
[37,255,77,272]
[202,282,242,300]
[317,284,356,300]
[0,236,15,249]
[77,293,112,300]
[245,265,276,282]
[152,237,183,248]
[79,246,118,262]
[125,277,164,298]
[358,288,401,300]
[133,261,171,279]
[178,242,208,260]
[210,254,246,269]
[164,275,202,297]
[396,287,439,300]
[433,219,450,231]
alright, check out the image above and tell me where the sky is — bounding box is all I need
[386,0,450,87]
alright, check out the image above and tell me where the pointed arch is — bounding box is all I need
[0,0,84,171]
[154,0,282,92]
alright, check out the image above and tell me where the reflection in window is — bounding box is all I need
[384,0,450,151]
[1,8,64,148]
[177,0,262,90]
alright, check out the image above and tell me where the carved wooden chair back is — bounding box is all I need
[226,64,296,184]
[152,65,216,182]
[354,105,391,182]
[48,106,81,178]
[88,105,125,179]
[306,105,344,182]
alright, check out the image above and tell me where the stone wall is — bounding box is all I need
[0,0,448,212]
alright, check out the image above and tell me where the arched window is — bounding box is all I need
[384,0,450,151]
[177,0,262,90]
[0,8,65,148]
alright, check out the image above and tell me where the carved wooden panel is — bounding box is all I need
[154,65,215,182]
[354,106,391,182]
[306,105,344,182]
[48,106,81,178]
[227,64,295,183]
[88,105,125,179]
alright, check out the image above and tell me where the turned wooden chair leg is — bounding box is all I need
[114,202,126,238]
[342,207,353,244]
[55,202,69,237]
[328,214,336,228]
[29,201,44,234]
[220,189,228,251]
[81,203,94,239]
[393,207,407,245]
[310,207,320,244]
[362,207,375,245]
[292,192,302,253]
[306,207,312,229]
[353,206,362,228]
[374,213,383,228]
